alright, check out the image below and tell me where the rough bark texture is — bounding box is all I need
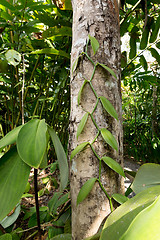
[69,1,124,239]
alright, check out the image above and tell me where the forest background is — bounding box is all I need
[0,0,159,239]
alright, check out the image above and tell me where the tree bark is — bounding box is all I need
[69,1,124,239]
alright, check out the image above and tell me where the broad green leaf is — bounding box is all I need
[112,194,128,205]
[88,35,99,55]
[0,234,12,240]
[0,0,15,11]
[0,125,22,149]
[0,147,31,222]
[149,48,160,65]
[17,119,47,169]
[48,127,68,191]
[139,55,148,71]
[43,26,72,38]
[120,195,160,240]
[101,157,125,177]
[0,204,20,228]
[149,15,160,43]
[77,113,89,139]
[129,36,136,59]
[48,192,62,214]
[5,50,21,67]
[77,178,97,205]
[50,234,71,240]
[98,63,117,79]
[30,48,70,59]
[39,151,48,169]
[131,163,160,194]
[99,96,118,120]
[70,142,89,161]
[100,185,160,240]
[101,128,118,151]
[77,79,88,104]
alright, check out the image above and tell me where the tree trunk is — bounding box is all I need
[69,1,124,239]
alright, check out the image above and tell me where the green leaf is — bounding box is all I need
[77,79,88,105]
[98,63,117,79]
[48,127,68,191]
[17,119,47,169]
[131,163,160,194]
[70,142,89,161]
[129,37,136,59]
[50,234,72,240]
[0,204,21,229]
[77,178,97,205]
[100,185,160,240]
[0,125,22,149]
[77,113,89,139]
[101,157,125,177]
[43,26,72,38]
[30,48,70,59]
[48,192,62,214]
[0,0,15,11]
[149,48,160,65]
[120,195,160,240]
[139,55,148,71]
[88,35,99,55]
[101,128,118,151]
[49,193,69,216]
[0,147,31,222]
[112,194,128,205]
[149,15,160,43]
[140,27,149,50]
[99,96,118,120]
[5,50,21,67]
[0,234,12,240]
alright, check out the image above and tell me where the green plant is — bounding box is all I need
[0,118,69,238]
[71,36,126,212]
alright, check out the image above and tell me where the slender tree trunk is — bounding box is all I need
[69,1,124,239]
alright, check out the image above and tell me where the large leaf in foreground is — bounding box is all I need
[120,195,160,240]
[48,127,68,191]
[0,147,30,222]
[0,125,22,149]
[131,163,160,194]
[17,119,47,168]
[100,185,160,240]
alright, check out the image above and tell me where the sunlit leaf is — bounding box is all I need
[100,185,160,240]
[30,48,70,59]
[99,96,118,120]
[88,35,99,55]
[101,157,125,177]
[120,195,160,240]
[70,142,89,161]
[77,79,88,104]
[98,63,117,79]
[48,127,68,191]
[5,50,21,67]
[43,26,72,38]
[112,194,128,205]
[131,163,160,194]
[17,119,47,169]
[0,234,12,240]
[77,178,97,205]
[77,113,89,139]
[0,125,22,149]
[0,204,21,229]
[0,147,30,222]
[101,128,118,151]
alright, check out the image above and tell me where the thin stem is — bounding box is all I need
[34,168,41,240]
[91,131,100,145]
[90,113,100,131]
[120,0,141,25]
